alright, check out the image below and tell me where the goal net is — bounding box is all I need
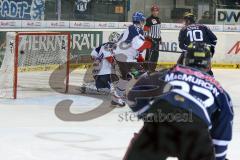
[0,32,70,99]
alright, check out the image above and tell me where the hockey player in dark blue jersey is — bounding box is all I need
[179,13,217,53]
[124,43,233,160]
[178,13,217,55]
[178,13,217,76]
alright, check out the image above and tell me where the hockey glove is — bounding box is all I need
[126,67,145,80]
[137,54,144,62]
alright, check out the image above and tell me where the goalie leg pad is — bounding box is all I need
[95,74,112,89]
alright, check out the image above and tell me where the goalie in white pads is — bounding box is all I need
[80,32,120,94]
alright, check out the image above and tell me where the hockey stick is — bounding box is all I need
[158,50,184,54]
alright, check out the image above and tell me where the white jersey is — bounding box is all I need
[115,24,145,62]
[91,43,113,75]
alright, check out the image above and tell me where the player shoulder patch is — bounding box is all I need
[152,19,157,24]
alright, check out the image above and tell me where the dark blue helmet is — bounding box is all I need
[132,11,146,24]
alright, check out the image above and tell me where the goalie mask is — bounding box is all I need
[184,42,212,72]
[108,32,121,43]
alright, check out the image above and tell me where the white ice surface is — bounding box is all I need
[0,69,239,160]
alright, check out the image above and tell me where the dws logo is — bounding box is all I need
[228,41,240,54]
[216,9,240,24]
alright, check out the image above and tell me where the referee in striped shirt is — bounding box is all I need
[144,4,162,66]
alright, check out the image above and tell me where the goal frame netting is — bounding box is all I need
[13,32,71,99]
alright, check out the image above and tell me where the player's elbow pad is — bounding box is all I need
[138,40,152,52]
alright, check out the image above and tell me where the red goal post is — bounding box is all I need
[13,32,71,99]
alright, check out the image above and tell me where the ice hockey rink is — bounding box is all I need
[0,69,239,160]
